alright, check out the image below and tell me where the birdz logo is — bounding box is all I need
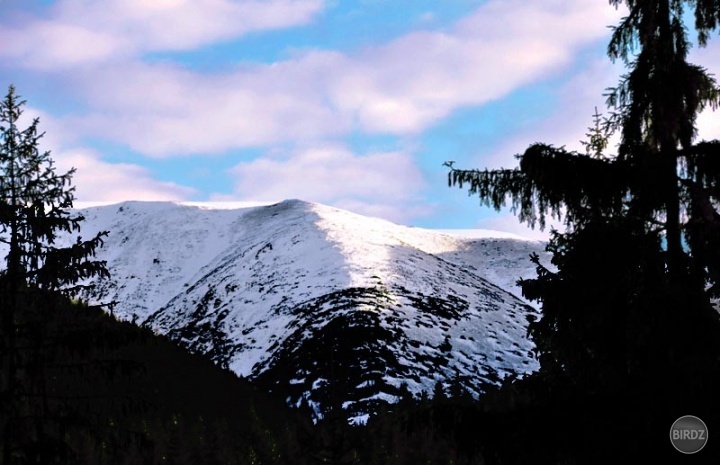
[670,415,708,454]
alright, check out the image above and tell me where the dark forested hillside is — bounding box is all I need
[0,281,311,464]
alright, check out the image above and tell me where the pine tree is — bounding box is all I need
[0,85,109,293]
[0,84,110,463]
[605,0,720,277]
[446,1,720,382]
[446,6,720,459]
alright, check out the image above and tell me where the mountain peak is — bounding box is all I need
[63,200,548,422]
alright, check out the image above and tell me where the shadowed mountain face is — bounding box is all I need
[53,199,548,422]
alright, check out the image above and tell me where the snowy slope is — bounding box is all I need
[55,200,548,422]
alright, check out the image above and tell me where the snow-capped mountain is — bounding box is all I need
[61,199,548,423]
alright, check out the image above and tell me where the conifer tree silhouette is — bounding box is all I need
[0,85,110,463]
[446,3,720,459]
[446,0,720,385]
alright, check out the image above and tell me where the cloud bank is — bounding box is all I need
[3,0,623,157]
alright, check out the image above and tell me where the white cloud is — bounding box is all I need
[474,211,564,242]
[63,55,349,155]
[332,198,436,224]
[42,0,625,156]
[0,0,325,68]
[15,105,78,153]
[474,40,720,170]
[0,21,126,67]
[311,0,622,135]
[4,81,264,210]
[696,109,720,141]
[690,45,720,141]
[54,149,195,202]
[222,144,427,223]
[478,57,624,168]
[11,105,193,203]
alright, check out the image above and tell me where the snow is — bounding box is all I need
[73,200,277,210]
[434,229,534,241]
[15,199,552,420]
[348,414,370,426]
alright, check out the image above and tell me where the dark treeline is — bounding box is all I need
[0,281,311,464]
[2,284,718,465]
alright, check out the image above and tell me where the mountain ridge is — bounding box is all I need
[52,199,548,422]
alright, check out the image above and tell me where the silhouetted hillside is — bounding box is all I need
[1,282,307,464]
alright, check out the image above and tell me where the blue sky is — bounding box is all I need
[1,0,719,239]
